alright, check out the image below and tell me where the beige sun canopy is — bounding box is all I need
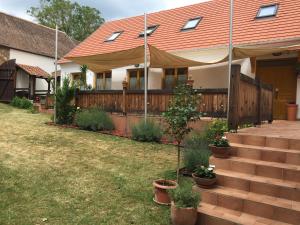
[65,46,145,73]
[66,41,300,72]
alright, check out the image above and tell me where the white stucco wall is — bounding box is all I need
[10,49,57,90]
[60,62,94,87]
[16,69,29,88]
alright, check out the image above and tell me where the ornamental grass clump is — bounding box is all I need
[131,119,163,142]
[183,133,210,172]
[75,108,114,131]
[168,181,201,209]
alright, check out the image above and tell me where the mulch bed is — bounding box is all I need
[45,122,179,146]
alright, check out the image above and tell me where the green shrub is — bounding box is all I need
[75,108,114,131]
[168,181,201,208]
[131,119,163,142]
[10,96,33,109]
[55,78,76,124]
[205,119,228,144]
[183,133,210,171]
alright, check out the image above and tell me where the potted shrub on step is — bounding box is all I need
[192,165,216,189]
[209,136,230,158]
[169,181,201,225]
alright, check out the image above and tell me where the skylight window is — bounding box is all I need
[182,17,202,30]
[139,25,159,37]
[106,31,122,42]
[257,4,278,18]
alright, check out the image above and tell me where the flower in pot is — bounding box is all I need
[168,181,201,225]
[192,165,216,189]
[209,136,230,158]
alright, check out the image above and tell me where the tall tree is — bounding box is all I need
[27,0,105,41]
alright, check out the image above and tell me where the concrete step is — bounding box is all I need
[216,169,300,202]
[194,186,300,225]
[210,156,300,182]
[230,143,300,165]
[197,202,292,225]
[226,133,300,150]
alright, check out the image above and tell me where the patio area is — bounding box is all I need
[238,120,300,139]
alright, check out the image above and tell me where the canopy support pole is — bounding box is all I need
[227,0,234,121]
[54,24,58,123]
[144,13,148,122]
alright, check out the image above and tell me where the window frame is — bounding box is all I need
[127,68,147,90]
[105,31,123,42]
[162,67,189,89]
[181,17,202,31]
[139,25,159,37]
[256,4,279,19]
[95,71,112,90]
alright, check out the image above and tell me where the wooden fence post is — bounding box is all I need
[256,78,262,126]
[228,64,241,131]
[122,80,128,115]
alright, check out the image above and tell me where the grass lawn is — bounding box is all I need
[0,103,177,225]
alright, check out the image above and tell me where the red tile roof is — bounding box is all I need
[65,0,300,58]
[17,64,50,78]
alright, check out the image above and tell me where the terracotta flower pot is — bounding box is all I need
[209,145,230,158]
[287,103,298,121]
[171,201,197,225]
[153,179,177,205]
[192,173,216,189]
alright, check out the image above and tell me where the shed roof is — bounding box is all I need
[0,12,77,58]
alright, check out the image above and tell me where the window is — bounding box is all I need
[106,31,122,42]
[182,17,202,30]
[128,69,145,90]
[139,25,159,37]
[257,4,278,18]
[96,71,112,90]
[163,68,188,89]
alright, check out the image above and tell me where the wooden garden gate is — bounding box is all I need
[0,59,16,102]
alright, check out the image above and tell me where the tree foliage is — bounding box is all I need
[163,84,201,145]
[27,0,105,41]
[55,77,76,124]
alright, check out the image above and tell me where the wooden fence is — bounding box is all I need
[75,64,273,130]
[76,88,228,117]
[228,64,273,130]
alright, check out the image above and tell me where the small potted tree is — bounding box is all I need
[163,84,201,182]
[153,84,201,205]
[209,136,230,158]
[169,181,201,225]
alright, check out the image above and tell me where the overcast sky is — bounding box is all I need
[0,0,208,22]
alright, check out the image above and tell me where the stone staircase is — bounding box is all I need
[195,133,300,225]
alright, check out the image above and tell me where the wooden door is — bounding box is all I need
[257,59,297,120]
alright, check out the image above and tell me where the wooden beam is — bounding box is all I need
[228,64,242,131]
[250,57,257,74]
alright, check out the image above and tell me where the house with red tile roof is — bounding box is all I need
[0,12,76,102]
[60,0,300,120]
